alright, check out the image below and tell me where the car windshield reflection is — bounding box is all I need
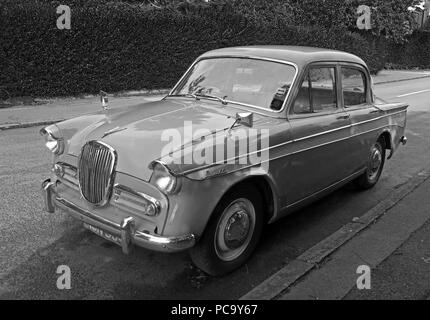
[170,57,297,111]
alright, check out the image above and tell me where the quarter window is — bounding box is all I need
[341,67,367,107]
[292,66,337,114]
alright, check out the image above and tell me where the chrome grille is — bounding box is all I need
[78,141,117,206]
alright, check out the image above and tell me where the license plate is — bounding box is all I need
[83,223,122,245]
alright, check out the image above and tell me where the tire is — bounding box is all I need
[354,138,386,190]
[189,185,264,276]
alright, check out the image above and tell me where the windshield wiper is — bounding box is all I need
[169,93,200,100]
[195,93,228,105]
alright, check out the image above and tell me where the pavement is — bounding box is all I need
[0,70,430,130]
[1,70,430,300]
[0,94,166,130]
[372,69,430,85]
[243,170,430,300]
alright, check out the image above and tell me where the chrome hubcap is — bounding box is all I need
[215,198,255,262]
[368,144,382,181]
[224,210,251,249]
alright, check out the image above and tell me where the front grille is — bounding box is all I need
[78,141,117,206]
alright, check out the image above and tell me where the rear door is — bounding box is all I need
[285,63,352,205]
[339,63,379,173]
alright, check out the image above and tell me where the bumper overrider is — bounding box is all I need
[42,179,196,254]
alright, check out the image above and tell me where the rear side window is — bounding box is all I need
[292,66,337,114]
[341,67,367,107]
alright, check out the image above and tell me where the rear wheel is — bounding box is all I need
[355,139,386,190]
[190,185,264,276]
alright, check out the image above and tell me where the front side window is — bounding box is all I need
[292,66,337,114]
[172,58,297,111]
[341,67,367,107]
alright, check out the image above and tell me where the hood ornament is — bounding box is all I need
[100,90,109,110]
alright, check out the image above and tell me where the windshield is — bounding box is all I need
[171,57,297,111]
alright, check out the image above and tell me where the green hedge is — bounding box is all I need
[387,31,430,69]
[0,0,386,99]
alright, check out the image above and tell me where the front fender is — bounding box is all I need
[162,167,280,238]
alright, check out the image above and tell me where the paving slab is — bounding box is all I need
[344,220,430,300]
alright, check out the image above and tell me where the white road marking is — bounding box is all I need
[396,89,430,98]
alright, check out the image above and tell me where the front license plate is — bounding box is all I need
[83,223,122,245]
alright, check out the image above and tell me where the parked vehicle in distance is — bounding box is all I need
[41,46,408,275]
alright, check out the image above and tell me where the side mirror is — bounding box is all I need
[100,90,109,110]
[236,112,253,128]
[227,112,254,136]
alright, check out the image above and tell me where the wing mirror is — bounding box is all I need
[236,112,253,128]
[227,112,254,136]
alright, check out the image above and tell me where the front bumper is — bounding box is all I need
[42,179,196,253]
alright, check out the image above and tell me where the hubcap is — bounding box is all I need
[215,198,255,262]
[368,144,382,181]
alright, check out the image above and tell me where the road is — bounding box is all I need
[1,77,430,299]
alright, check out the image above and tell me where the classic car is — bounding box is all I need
[41,46,408,275]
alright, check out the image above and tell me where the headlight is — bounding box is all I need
[150,162,181,194]
[40,125,64,155]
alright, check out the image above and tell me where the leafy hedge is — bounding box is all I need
[1,0,386,99]
[387,31,430,69]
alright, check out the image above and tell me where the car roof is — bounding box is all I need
[199,45,367,68]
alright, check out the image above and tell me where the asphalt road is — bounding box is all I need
[1,77,430,299]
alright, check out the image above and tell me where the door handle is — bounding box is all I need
[336,114,350,120]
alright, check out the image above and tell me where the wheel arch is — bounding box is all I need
[378,130,392,150]
[205,173,280,234]
[378,130,395,159]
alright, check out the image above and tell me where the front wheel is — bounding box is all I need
[189,186,264,276]
[355,139,386,190]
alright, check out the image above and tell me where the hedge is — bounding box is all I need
[387,31,430,69]
[0,0,386,99]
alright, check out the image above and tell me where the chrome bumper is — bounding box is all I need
[41,179,196,253]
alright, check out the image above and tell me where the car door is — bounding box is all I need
[285,63,352,206]
[339,63,380,173]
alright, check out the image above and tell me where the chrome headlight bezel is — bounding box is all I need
[40,125,65,155]
[149,161,181,195]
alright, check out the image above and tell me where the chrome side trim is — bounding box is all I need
[292,109,406,143]
[168,55,299,115]
[178,111,406,176]
[187,126,385,179]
